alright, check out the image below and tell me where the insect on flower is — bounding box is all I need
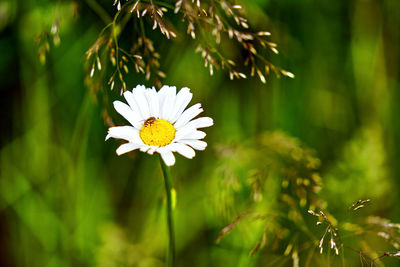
[143,117,156,127]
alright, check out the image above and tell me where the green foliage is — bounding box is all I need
[1,0,400,266]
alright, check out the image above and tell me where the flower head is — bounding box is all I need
[106,85,213,166]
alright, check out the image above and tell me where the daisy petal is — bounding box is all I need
[132,86,151,119]
[174,103,203,129]
[170,87,193,123]
[171,143,196,159]
[147,147,157,155]
[140,146,150,152]
[145,88,160,118]
[180,140,208,150]
[184,117,214,129]
[113,101,142,129]
[160,151,176,166]
[123,91,142,117]
[174,126,197,140]
[158,85,176,104]
[106,126,143,144]
[159,86,176,120]
[180,130,207,140]
[116,143,141,155]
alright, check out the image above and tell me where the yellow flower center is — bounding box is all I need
[139,117,176,147]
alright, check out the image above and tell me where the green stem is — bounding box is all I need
[159,155,175,267]
[85,0,112,24]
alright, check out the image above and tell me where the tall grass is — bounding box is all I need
[1,0,400,266]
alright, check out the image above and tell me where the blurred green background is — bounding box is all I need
[1,0,400,266]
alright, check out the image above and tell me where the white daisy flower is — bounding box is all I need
[106,85,214,166]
